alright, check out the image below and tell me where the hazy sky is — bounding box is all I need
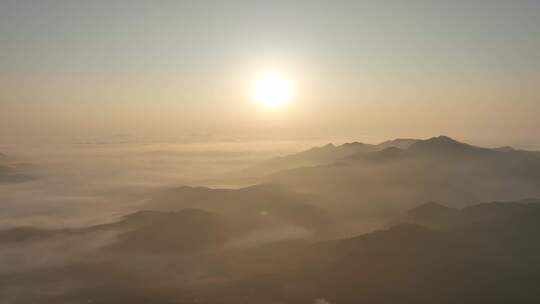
[1,0,540,144]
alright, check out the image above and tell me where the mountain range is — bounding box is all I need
[155,136,540,235]
[231,138,419,178]
[3,199,540,303]
[3,136,540,303]
[267,136,540,218]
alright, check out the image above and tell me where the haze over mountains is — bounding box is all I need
[2,199,540,303]
[2,135,540,303]
[162,136,540,235]
[267,136,540,218]
[233,138,419,178]
[3,0,540,301]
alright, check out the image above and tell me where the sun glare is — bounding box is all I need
[251,71,293,109]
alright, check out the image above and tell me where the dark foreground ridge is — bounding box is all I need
[2,200,540,303]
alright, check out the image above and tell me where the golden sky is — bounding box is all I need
[1,0,540,144]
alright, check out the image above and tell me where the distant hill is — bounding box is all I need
[151,136,540,236]
[106,208,248,254]
[390,201,460,228]
[407,135,495,159]
[231,138,420,178]
[268,136,540,219]
[0,208,246,247]
[6,137,540,303]
[146,184,336,236]
[392,199,540,229]
[4,200,540,304]
[205,200,540,304]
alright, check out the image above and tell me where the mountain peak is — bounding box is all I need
[408,136,486,157]
[426,135,461,144]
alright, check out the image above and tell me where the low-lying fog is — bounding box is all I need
[0,135,329,229]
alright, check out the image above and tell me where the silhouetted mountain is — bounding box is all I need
[407,135,495,159]
[5,200,540,304]
[147,184,336,236]
[391,201,460,228]
[204,200,540,304]
[267,136,540,224]
[232,142,378,178]
[231,138,422,179]
[106,208,247,254]
[5,137,540,304]
[393,199,540,231]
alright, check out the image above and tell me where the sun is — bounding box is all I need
[251,70,293,109]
